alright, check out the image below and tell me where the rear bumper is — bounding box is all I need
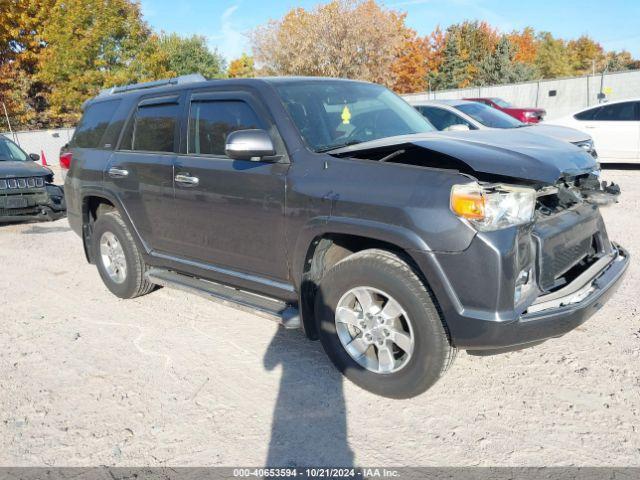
[413,243,629,351]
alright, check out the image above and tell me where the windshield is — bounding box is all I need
[456,102,525,129]
[0,137,29,162]
[273,80,434,152]
[491,98,511,108]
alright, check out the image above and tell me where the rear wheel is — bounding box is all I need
[91,211,155,299]
[314,249,456,398]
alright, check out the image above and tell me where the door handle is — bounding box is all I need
[175,173,200,186]
[108,167,129,178]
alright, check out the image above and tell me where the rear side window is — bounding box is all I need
[592,102,637,121]
[188,100,265,156]
[574,108,598,121]
[73,100,121,148]
[120,103,180,152]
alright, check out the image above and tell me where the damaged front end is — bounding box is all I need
[0,174,66,223]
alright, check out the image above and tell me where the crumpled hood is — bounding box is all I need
[0,161,51,179]
[330,129,597,185]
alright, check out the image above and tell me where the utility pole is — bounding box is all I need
[1,100,19,145]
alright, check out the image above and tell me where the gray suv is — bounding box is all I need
[64,75,628,398]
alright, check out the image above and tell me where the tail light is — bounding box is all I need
[60,152,72,170]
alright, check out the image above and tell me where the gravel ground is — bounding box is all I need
[0,168,638,467]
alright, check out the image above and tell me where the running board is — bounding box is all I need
[145,268,300,329]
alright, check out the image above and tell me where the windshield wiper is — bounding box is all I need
[316,140,364,153]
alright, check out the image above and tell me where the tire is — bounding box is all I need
[314,248,456,399]
[91,210,155,299]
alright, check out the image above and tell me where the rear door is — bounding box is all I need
[106,94,182,253]
[576,101,639,161]
[167,89,290,281]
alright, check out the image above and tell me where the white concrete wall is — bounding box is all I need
[403,69,640,120]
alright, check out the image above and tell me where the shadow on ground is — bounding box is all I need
[263,326,354,467]
[21,224,71,234]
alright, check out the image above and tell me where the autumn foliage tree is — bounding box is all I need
[250,0,410,89]
[228,53,256,78]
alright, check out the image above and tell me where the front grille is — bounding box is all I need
[539,236,595,291]
[0,177,45,190]
[0,206,41,216]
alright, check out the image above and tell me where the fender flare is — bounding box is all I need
[291,215,433,290]
[79,186,150,262]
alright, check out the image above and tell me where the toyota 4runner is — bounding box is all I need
[64,75,629,398]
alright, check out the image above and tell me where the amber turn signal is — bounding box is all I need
[450,184,485,220]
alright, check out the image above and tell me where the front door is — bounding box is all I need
[168,90,289,282]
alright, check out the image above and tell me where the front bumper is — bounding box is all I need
[0,184,66,223]
[412,242,629,352]
[464,245,628,351]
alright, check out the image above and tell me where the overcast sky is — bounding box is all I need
[139,0,640,61]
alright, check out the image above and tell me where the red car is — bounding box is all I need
[463,97,546,123]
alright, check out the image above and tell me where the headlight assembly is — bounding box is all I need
[450,182,536,231]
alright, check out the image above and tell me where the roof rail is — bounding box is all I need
[98,74,207,97]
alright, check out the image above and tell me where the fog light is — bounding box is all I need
[514,268,534,304]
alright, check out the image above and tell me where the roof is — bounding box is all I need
[86,75,374,107]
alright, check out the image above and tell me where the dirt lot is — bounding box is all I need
[0,168,639,467]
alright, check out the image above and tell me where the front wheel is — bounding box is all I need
[314,249,456,399]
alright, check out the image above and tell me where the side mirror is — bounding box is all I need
[445,124,470,132]
[29,153,40,161]
[225,129,276,161]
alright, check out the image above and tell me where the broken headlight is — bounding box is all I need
[450,183,536,231]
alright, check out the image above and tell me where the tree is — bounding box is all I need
[157,33,226,78]
[390,30,429,93]
[603,50,634,72]
[479,36,536,85]
[249,0,409,88]
[228,53,256,78]
[508,27,537,64]
[568,35,604,74]
[535,32,573,78]
[36,0,171,125]
[430,32,468,90]
[0,0,55,127]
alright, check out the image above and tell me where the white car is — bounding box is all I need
[409,99,597,158]
[547,99,640,162]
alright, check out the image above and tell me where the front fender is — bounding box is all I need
[291,215,435,290]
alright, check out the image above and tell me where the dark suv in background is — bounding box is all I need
[64,75,628,398]
[0,134,66,222]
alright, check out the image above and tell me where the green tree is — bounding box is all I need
[157,33,226,78]
[36,0,171,125]
[479,36,537,85]
[430,33,467,89]
[535,32,573,78]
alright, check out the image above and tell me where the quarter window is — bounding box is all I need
[188,100,265,156]
[73,100,121,148]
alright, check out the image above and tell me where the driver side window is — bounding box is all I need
[188,100,265,156]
